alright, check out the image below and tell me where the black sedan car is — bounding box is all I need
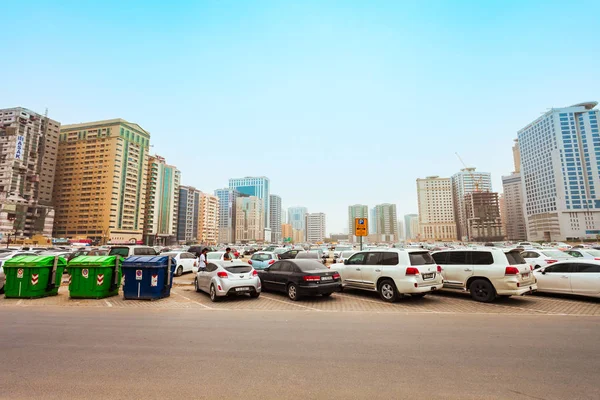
[257,259,341,301]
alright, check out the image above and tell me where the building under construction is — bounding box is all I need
[464,192,504,242]
[0,108,60,240]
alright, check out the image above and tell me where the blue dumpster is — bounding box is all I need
[121,255,175,300]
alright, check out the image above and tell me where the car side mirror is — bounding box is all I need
[264,267,270,272]
[540,269,546,275]
[343,259,347,264]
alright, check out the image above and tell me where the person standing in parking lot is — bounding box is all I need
[199,248,208,270]
[224,247,233,261]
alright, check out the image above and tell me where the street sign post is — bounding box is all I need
[354,218,368,251]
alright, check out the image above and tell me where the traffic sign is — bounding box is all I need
[354,218,368,237]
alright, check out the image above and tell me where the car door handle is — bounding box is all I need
[356,268,361,271]
[375,269,381,272]
[464,268,473,272]
[561,275,569,279]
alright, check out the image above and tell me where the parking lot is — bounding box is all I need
[2,273,599,316]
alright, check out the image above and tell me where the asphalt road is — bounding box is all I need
[0,308,598,400]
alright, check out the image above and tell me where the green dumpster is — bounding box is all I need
[67,256,122,299]
[3,255,66,299]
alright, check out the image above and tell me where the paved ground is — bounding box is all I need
[0,307,598,400]
[1,271,599,316]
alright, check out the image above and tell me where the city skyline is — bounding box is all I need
[2,2,599,234]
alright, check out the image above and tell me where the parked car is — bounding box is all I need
[206,251,237,262]
[257,259,341,301]
[297,251,327,265]
[533,260,600,298]
[521,249,574,269]
[278,249,303,260]
[564,248,600,260]
[432,248,537,302]
[163,252,198,276]
[516,242,542,249]
[333,245,353,259]
[320,247,330,259]
[273,248,288,257]
[333,250,356,264]
[194,260,260,302]
[0,251,41,292]
[108,245,157,258]
[249,252,278,270]
[336,249,443,302]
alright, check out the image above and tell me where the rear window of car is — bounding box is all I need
[541,251,569,258]
[296,252,318,259]
[409,252,434,265]
[295,260,327,271]
[505,251,526,264]
[109,247,129,257]
[207,253,222,260]
[252,254,272,261]
[224,266,252,273]
[133,248,156,256]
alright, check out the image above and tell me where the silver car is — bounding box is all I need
[194,260,261,302]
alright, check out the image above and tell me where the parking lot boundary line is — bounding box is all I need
[171,290,213,309]
[16,300,23,306]
[104,300,113,308]
[260,294,321,311]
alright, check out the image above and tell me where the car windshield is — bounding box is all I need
[505,251,526,264]
[207,253,223,260]
[224,266,252,273]
[108,247,129,257]
[335,247,351,252]
[409,252,434,265]
[542,251,570,258]
[252,254,272,261]
[274,248,287,254]
[341,251,355,258]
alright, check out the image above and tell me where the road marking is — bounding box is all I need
[105,300,113,308]
[171,290,213,309]
[16,300,23,306]
[260,294,321,311]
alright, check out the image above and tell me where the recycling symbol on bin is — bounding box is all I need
[82,269,89,278]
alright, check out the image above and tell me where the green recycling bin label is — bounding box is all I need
[17,268,24,278]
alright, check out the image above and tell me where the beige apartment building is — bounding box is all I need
[235,196,263,242]
[198,192,219,245]
[53,119,150,244]
[417,176,457,241]
[281,223,292,242]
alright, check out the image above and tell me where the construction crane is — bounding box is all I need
[455,152,484,192]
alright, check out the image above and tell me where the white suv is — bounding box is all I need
[432,248,537,302]
[336,249,443,302]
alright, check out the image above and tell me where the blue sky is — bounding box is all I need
[2,0,599,234]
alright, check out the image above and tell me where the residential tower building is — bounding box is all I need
[235,196,264,242]
[269,194,282,243]
[229,176,270,238]
[451,168,492,241]
[305,212,326,243]
[214,188,240,244]
[288,206,307,231]
[464,192,504,242]
[198,193,219,245]
[374,203,398,242]
[177,185,201,243]
[416,176,456,241]
[281,223,292,243]
[404,214,419,241]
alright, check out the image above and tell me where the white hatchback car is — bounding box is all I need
[432,248,537,302]
[195,260,261,302]
[521,249,574,270]
[533,260,600,298]
[336,249,443,302]
[162,252,198,276]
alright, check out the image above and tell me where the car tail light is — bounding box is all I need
[505,266,519,275]
[303,275,321,282]
[529,265,533,271]
[268,259,275,265]
[594,258,600,261]
[333,273,340,280]
[217,271,228,278]
[546,259,558,264]
[194,261,197,267]
[437,265,442,272]
[406,267,420,275]
[252,270,258,276]
[248,260,252,265]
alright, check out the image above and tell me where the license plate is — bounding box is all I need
[321,276,333,281]
[235,287,250,292]
[521,273,529,279]
[422,273,434,280]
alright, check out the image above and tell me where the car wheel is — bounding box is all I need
[411,293,426,299]
[250,291,260,298]
[194,278,201,293]
[378,279,398,302]
[470,279,496,303]
[321,292,332,297]
[210,284,220,302]
[176,266,183,277]
[287,283,300,301]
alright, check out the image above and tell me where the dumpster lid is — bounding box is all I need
[3,255,68,268]
[122,255,176,268]
[68,255,120,267]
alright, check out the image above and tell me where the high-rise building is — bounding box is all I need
[348,204,368,242]
[292,229,305,244]
[214,188,240,244]
[519,101,600,241]
[143,155,180,246]
[198,193,219,245]
[404,214,419,240]
[53,119,149,244]
[502,174,526,241]
[281,223,292,243]
[229,176,270,237]
[0,108,60,239]
[451,168,492,241]
[397,220,404,241]
[416,176,456,241]
[235,196,264,242]
[512,139,521,174]
[269,194,282,243]
[464,192,504,241]
[177,185,201,243]
[305,213,326,243]
[369,207,377,234]
[374,203,398,242]
[287,206,307,231]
